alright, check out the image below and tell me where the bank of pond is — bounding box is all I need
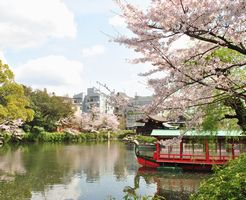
[0,129,138,145]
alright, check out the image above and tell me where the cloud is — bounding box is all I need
[14,55,84,95]
[64,0,116,15]
[0,0,76,50]
[0,51,7,64]
[108,15,126,27]
[81,45,106,57]
[31,176,82,200]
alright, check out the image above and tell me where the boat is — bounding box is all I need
[134,130,246,171]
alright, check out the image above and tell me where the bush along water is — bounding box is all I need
[190,153,246,200]
[0,126,136,144]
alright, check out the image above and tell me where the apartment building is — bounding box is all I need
[73,88,113,114]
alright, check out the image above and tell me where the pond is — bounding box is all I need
[0,142,210,200]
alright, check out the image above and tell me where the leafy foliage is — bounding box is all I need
[190,153,246,200]
[136,135,157,143]
[0,61,34,124]
[21,130,126,143]
[23,87,74,132]
[117,130,136,139]
[202,102,239,131]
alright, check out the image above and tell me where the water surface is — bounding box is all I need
[0,142,209,200]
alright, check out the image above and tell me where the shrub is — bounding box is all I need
[117,130,136,139]
[2,130,134,144]
[22,124,31,132]
[32,126,45,135]
[85,132,97,140]
[64,131,78,141]
[23,131,66,142]
[190,153,246,200]
[22,132,36,142]
[136,135,157,143]
[78,133,86,141]
[0,132,12,143]
[38,132,66,142]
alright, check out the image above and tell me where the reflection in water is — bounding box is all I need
[124,168,209,200]
[0,142,209,200]
[0,148,26,174]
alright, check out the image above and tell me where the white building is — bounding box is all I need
[82,88,113,114]
[73,89,152,122]
[73,92,83,112]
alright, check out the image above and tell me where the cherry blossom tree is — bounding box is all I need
[58,106,119,133]
[81,106,120,132]
[114,0,246,132]
[0,120,25,144]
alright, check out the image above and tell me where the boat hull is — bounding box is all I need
[137,155,161,168]
[136,155,213,172]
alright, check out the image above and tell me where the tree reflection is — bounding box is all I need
[0,142,127,200]
[123,167,209,200]
[114,143,137,181]
[0,143,209,200]
[123,174,140,199]
[0,146,26,181]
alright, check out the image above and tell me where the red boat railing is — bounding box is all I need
[152,139,243,165]
[157,153,238,163]
[159,153,235,160]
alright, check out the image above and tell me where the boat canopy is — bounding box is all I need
[151,129,245,139]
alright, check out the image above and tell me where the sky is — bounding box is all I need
[0,0,154,97]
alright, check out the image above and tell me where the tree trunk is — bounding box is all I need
[224,97,246,133]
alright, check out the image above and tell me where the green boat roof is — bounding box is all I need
[151,129,245,137]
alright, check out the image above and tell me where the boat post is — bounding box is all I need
[180,140,183,159]
[156,142,160,160]
[232,142,235,159]
[205,139,209,162]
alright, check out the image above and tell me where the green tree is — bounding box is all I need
[24,87,74,132]
[0,60,34,123]
[200,48,246,132]
[190,154,246,200]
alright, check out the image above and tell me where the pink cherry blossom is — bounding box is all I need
[114,0,246,130]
